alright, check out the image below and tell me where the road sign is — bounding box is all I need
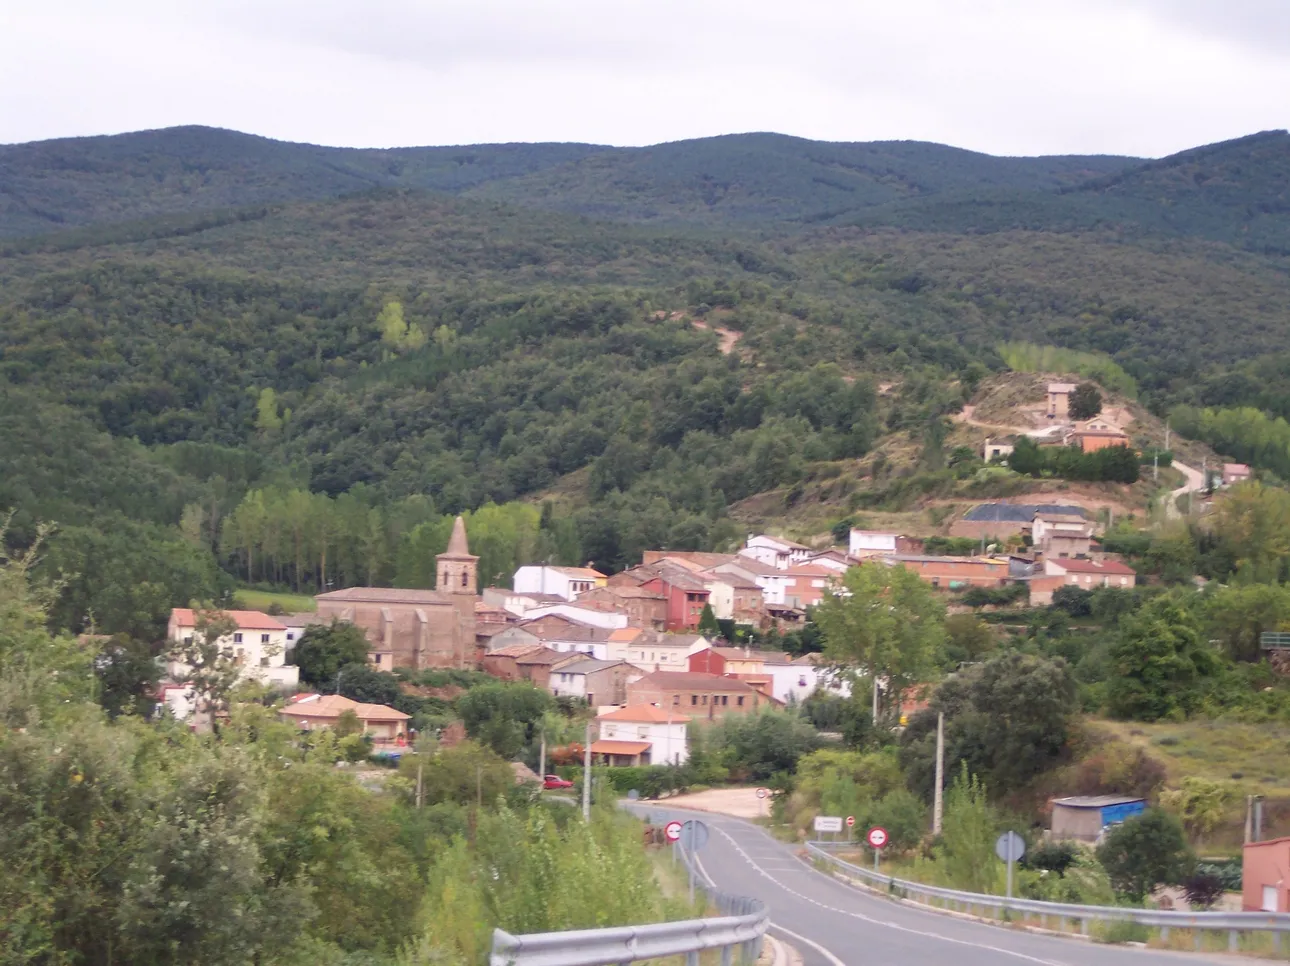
[867,826,889,849]
[845,815,856,828]
[664,821,683,843]
[994,831,1025,863]
[679,819,709,852]
[756,787,769,799]
[995,830,1025,900]
[814,815,843,833]
[627,789,640,801]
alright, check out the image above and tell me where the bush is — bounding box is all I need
[1096,809,1194,903]
[960,584,1027,608]
[1182,872,1224,910]
[1024,840,1077,876]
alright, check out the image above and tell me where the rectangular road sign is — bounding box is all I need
[814,815,843,833]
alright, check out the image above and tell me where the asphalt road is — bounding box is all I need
[632,804,1233,966]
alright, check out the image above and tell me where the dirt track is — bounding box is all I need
[657,786,769,819]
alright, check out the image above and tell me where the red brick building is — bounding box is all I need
[881,554,1010,589]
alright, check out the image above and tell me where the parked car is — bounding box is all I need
[543,774,573,790]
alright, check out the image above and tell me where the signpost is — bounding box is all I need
[664,821,683,843]
[994,831,1026,899]
[756,787,769,799]
[679,819,710,904]
[845,815,855,842]
[867,826,888,872]
[756,787,770,818]
[813,815,843,840]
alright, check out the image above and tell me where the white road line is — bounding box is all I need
[712,826,1069,966]
[692,849,851,966]
[768,922,848,966]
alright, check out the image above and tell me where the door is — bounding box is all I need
[1263,885,1279,912]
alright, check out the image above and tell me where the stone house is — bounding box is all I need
[626,670,764,720]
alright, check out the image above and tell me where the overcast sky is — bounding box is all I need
[2,0,1288,157]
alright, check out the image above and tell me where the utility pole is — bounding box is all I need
[539,733,547,780]
[416,762,424,809]
[1165,420,1170,452]
[933,711,945,835]
[476,765,483,810]
[1153,452,1158,484]
[871,670,880,726]
[582,718,592,821]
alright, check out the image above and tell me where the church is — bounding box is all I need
[314,516,478,670]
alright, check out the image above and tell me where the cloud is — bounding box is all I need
[1,0,1287,156]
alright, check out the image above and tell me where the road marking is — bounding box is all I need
[712,827,1069,966]
[692,849,850,966]
[768,921,847,966]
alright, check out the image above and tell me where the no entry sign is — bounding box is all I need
[664,821,683,843]
[867,826,889,849]
[845,815,856,828]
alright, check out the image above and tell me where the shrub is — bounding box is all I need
[1096,809,1195,903]
[1183,872,1225,910]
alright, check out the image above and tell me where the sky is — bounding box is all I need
[2,0,1289,157]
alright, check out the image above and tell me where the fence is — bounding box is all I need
[807,841,1290,953]
[491,847,767,966]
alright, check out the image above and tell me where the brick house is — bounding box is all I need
[577,583,669,629]
[627,670,763,720]
[607,563,710,631]
[279,694,410,744]
[950,503,1088,542]
[1047,383,1076,418]
[549,657,633,706]
[783,563,837,608]
[480,643,567,688]
[880,554,1011,589]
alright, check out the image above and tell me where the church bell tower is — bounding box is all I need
[437,515,478,595]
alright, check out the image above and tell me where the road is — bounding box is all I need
[1167,461,1205,519]
[633,804,1233,966]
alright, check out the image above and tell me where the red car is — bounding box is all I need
[543,775,574,790]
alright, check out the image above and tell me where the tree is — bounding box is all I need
[1069,383,1103,421]
[1208,483,1290,582]
[815,561,945,723]
[708,709,822,780]
[1050,585,1092,617]
[400,740,515,807]
[456,682,554,760]
[335,664,401,708]
[935,766,1001,893]
[294,620,371,688]
[1106,593,1219,721]
[94,633,161,718]
[901,653,1077,797]
[697,602,721,639]
[254,386,284,433]
[1183,872,1225,910]
[942,614,994,668]
[1096,809,1194,902]
[1203,583,1290,662]
[168,608,241,733]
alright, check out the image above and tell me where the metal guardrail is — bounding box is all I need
[807,841,1290,952]
[491,846,767,966]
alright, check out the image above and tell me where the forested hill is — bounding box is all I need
[2,125,1135,236]
[5,122,1290,641]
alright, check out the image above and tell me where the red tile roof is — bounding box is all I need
[631,671,757,692]
[590,739,652,755]
[1051,558,1137,576]
[598,705,680,723]
[170,608,285,631]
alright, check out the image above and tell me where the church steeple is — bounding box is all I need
[437,515,478,595]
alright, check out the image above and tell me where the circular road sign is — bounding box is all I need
[664,821,683,843]
[679,819,710,852]
[756,787,769,799]
[994,830,1026,863]
[845,815,856,828]
[867,826,889,849]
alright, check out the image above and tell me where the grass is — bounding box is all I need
[231,587,316,613]
[1094,718,1290,790]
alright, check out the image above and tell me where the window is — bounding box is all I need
[260,657,269,667]
[287,632,295,641]
[183,635,193,646]
[233,632,243,643]
[720,695,728,706]
[261,633,270,644]
[462,571,468,587]
[691,695,698,706]
[737,696,745,707]
[701,695,708,705]
[673,694,680,705]
[798,675,808,687]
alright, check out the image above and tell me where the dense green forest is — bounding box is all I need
[4,125,1290,639]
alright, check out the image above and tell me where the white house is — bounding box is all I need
[763,653,852,704]
[549,657,632,705]
[621,632,707,673]
[521,603,628,629]
[849,530,900,558]
[512,565,607,601]
[596,705,689,766]
[804,549,852,574]
[739,534,813,571]
[166,608,299,693]
[714,557,791,606]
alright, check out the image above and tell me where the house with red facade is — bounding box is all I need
[607,562,710,631]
